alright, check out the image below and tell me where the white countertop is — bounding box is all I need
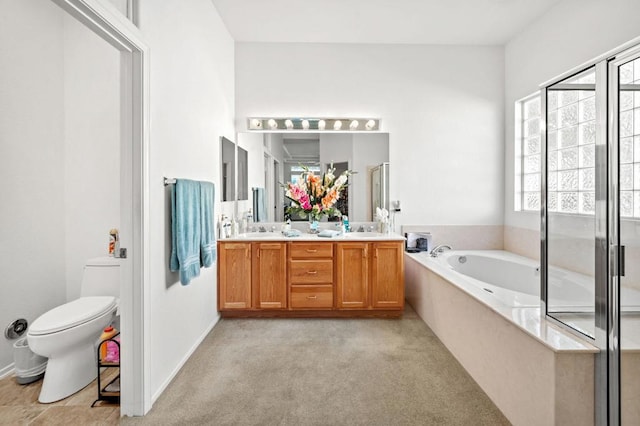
[219,231,406,242]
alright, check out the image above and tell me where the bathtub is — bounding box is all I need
[433,250,640,312]
[404,249,598,426]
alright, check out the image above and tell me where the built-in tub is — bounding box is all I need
[405,250,598,426]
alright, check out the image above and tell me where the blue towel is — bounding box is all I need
[318,229,341,238]
[200,181,216,267]
[170,179,201,285]
[253,188,267,222]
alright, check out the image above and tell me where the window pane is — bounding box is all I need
[525,154,540,173]
[621,110,633,137]
[635,136,640,163]
[579,97,596,122]
[621,62,634,84]
[559,192,578,213]
[621,164,633,190]
[548,192,558,211]
[559,148,578,170]
[548,151,558,171]
[525,137,541,155]
[635,192,640,218]
[635,164,640,190]
[524,98,541,119]
[621,191,633,217]
[525,192,540,211]
[579,192,595,214]
[579,168,595,191]
[525,118,540,137]
[579,145,595,168]
[559,104,578,127]
[548,91,558,111]
[560,91,578,107]
[559,170,578,191]
[524,173,540,191]
[580,121,596,145]
[621,91,634,111]
[560,126,578,148]
[548,171,558,191]
[621,137,634,163]
[548,131,558,151]
[548,111,558,131]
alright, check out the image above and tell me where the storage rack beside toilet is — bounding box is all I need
[92,332,120,407]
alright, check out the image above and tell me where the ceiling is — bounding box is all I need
[210,0,561,45]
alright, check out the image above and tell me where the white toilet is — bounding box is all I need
[27,257,120,403]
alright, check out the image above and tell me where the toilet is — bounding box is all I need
[27,257,120,403]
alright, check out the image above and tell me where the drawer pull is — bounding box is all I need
[306,249,317,253]
[306,270,317,274]
[306,295,317,299]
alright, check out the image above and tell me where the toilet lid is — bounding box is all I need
[29,296,117,336]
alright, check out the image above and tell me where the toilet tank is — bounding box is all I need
[80,257,121,298]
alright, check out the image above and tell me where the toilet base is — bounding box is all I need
[38,342,96,403]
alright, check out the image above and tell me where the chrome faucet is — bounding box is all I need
[429,244,452,257]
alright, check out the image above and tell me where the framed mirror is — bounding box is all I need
[220,136,235,201]
[237,145,248,200]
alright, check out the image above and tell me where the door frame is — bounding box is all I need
[50,0,150,416]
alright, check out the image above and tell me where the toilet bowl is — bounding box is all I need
[27,257,121,403]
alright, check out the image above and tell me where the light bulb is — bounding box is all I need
[365,119,376,130]
[333,120,342,131]
[268,119,277,129]
[301,119,310,130]
[349,120,359,130]
[285,119,294,130]
[251,119,262,129]
[318,120,326,130]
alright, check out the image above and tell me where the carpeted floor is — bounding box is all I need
[122,305,510,425]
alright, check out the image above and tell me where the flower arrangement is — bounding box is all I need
[284,164,354,221]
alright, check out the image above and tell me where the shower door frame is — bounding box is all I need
[540,39,640,425]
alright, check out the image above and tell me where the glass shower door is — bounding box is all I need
[613,50,640,426]
[544,66,599,339]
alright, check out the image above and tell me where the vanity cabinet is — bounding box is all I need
[288,242,334,309]
[253,242,287,309]
[218,242,252,310]
[336,242,369,309]
[336,241,405,309]
[218,238,404,317]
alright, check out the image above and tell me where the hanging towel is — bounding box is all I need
[200,181,216,267]
[170,179,201,285]
[253,187,267,222]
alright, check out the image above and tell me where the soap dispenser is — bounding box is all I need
[342,216,350,233]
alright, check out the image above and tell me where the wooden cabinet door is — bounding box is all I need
[218,242,252,310]
[370,242,404,309]
[336,242,369,309]
[253,242,287,309]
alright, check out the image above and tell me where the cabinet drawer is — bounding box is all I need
[290,285,333,309]
[290,260,333,283]
[289,243,333,259]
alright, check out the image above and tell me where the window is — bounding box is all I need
[290,165,320,184]
[619,58,640,218]
[516,94,542,211]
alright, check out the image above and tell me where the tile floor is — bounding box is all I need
[0,368,120,425]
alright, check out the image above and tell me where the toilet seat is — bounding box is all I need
[29,296,117,336]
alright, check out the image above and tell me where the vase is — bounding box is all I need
[308,215,320,234]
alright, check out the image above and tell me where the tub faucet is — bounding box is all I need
[430,244,452,257]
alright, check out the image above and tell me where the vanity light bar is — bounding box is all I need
[247,118,380,132]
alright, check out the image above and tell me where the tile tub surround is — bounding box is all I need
[405,253,597,426]
[401,225,504,251]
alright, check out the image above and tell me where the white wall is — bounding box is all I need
[0,0,67,374]
[63,14,121,301]
[504,0,640,232]
[236,43,505,227]
[137,0,235,401]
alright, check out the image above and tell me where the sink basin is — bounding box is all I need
[342,232,390,238]
[238,232,282,239]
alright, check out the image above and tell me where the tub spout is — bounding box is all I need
[430,245,452,257]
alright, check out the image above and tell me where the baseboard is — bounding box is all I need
[0,363,15,380]
[151,314,220,403]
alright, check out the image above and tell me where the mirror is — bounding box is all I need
[237,145,248,200]
[237,132,389,222]
[221,136,235,201]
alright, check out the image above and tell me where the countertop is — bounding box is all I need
[219,231,406,242]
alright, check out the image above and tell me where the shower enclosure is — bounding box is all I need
[541,43,640,424]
